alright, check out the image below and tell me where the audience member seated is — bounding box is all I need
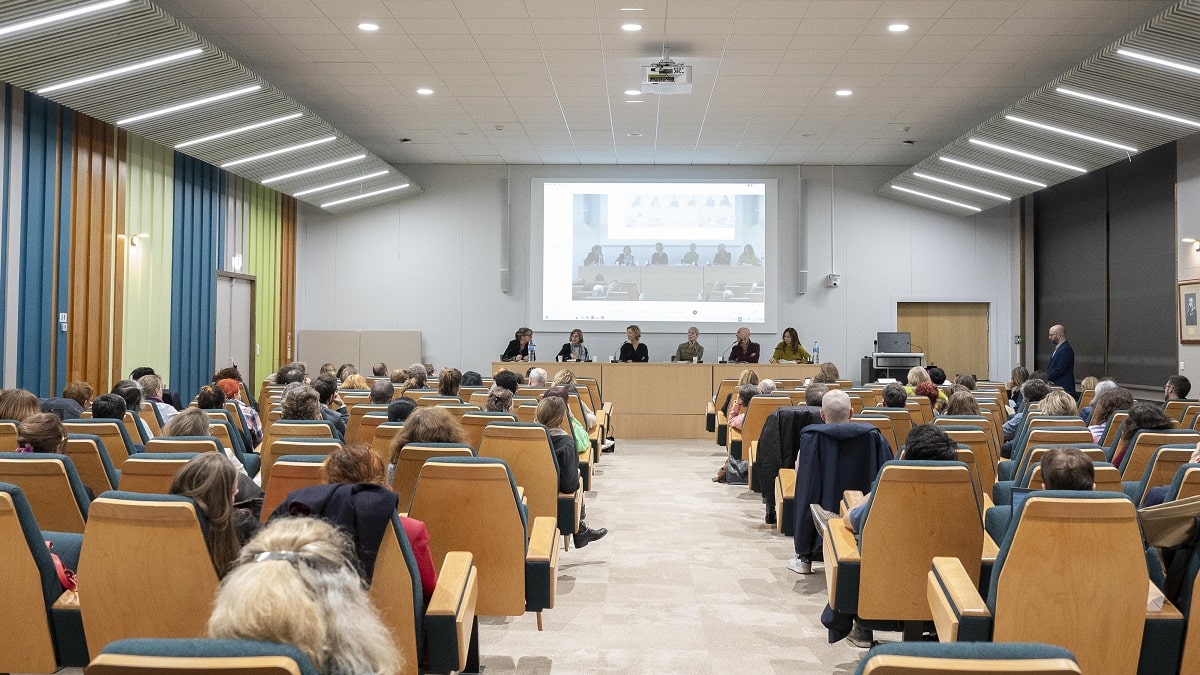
[1087,386,1133,442]
[542,387,590,459]
[758,379,777,395]
[318,443,436,606]
[40,380,88,420]
[1166,375,1192,404]
[928,367,947,387]
[486,387,513,413]
[387,398,416,423]
[550,369,597,430]
[335,363,356,381]
[16,411,68,454]
[880,383,907,409]
[162,407,263,498]
[913,381,945,416]
[311,375,349,442]
[1007,366,1029,410]
[130,366,183,410]
[138,373,178,424]
[814,362,840,383]
[437,368,462,397]
[904,367,946,402]
[369,379,394,405]
[1000,387,1079,459]
[216,377,263,447]
[1081,377,1118,423]
[390,368,407,385]
[986,447,1096,542]
[316,362,336,378]
[207,517,403,675]
[372,362,388,377]
[493,370,519,395]
[527,368,548,387]
[402,364,429,391]
[461,371,483,387]
[196,384,226,411]
[954,374,976,390]
[832,424,961,647]
[0,388,42,423]
[277,365,306,386]
[279,384,323,425]
[727,384,757,433]
[806,383,829,407]
[169,453,261,578]
[1001,379,1052,451]
[1111,401,1174,469]
[788,390,893,575]
[341,373,370,390]
[91,393,144,453]
[1039,390,1078,418]
[536,397,607,548]
[944,390,980,416]
[386,407,468,485]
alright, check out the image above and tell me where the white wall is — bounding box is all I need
[1177,134,1200,380]
[298,164,1018,381]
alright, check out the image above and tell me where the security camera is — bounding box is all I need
[826,273,841,288]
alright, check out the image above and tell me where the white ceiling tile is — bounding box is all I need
[735,1,813,19]
[874,1,956,18]
[400,18,471,34]
[941,1,1026,19]
[805,1,883,19]
[793,18,872,35]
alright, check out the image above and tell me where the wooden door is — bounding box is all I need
[897,302,989,380]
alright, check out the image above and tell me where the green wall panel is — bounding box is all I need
[121,134,174,381]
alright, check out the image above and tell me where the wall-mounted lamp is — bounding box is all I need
[128,233,151,247]
[1184,237,1200,252]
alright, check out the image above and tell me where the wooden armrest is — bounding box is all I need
[822,515,858,607]
[527,517,559,562]
[425,551,478,673]
[716,411,728,426]
[982,532,999,562]
[982,493,995,512]
[516,486,525,503]
[748,440,758,462]
[602,402,612,416]
[840,490,866,515]
[398,511,408,518]
[928,556,990,643]
[706,402,716,415]
[1148,597,1184,620]
[53,589,79,610]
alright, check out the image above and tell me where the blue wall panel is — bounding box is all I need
[170,153,223,401]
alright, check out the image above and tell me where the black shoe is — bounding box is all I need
[765,508,777,526]
[573,526,608,548]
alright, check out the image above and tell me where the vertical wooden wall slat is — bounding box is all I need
[122,134,175,381]
[280,195,296,365]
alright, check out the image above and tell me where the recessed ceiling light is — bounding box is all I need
[1057,86,1200,129]
[888,23,909,32]
[1004,114,1137,152]
[222,136,336,168]
[913,172,1011,201]
[891,185,982,212]
[116,84,261,126]
[620,7,644,10]
[262,154,367,184]
[835,90,853,96]
[175,112,302,149]
[939,157,1047,187]
[0,0,129,38]
[622,23,642,31]
[358,22,379,31]
[38,47,202,94]
[626,99,644,103]
[1117,48,1200,77]
[968,138,1086,173]
[416,88,434,96]
[293,169,390,197]
[322,184,410,208]
[626,132,643,137]
[624,89,641,96]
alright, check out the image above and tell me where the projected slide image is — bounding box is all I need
[541,180,772,325]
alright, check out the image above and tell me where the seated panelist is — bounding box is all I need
[557,328,590,362]
[501,327,534,362]
[618,324,649,362]
[675,326,704,362]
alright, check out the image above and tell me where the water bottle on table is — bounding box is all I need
[812,342,820,364]
[529,342,537,361]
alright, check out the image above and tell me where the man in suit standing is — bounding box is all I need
[1046,324,1076,397]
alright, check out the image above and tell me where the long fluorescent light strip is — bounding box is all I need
[0,0,129,37]
[321,184,410,208]
[1117,48,1200,77]
[117,85,260,126]
[891,185,982,212]
[939,157,1046,187]
[222,136,335,168]
[293,170,390,197]
[968,138,1086,173]
[38,48,202,94]
[176,112,302,149]
[1005,115,1137,152]
[263,154,366,184]
[1057,87,1200,129]
[912,172,1010,201]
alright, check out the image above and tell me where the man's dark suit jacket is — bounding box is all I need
[1046,340,1076,396]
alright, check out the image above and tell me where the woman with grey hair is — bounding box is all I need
[280,383,322,421]
[207,517,402,674]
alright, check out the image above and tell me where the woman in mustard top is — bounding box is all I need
[770,327,810,363]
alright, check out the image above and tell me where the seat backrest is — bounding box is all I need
[457,387,488,403]
[138,402,163,437]
[119,453,199,494]
[1165,399,1198,422]
[261,456,327,521]
[0,484,61,673]
[905,397,933,425]
[858,462,983,621]
[417,396,462,408]
[408,458,527,617]
[369,422,405,464]
[1101,411,1130,449]
[713,379,739,409]
[391,443,474,512]
[401,389,437,403]
[1133,446,1196,505]
[122,410,150,445]
[367,515,424,675]
[0,420,18,452]
[1026,463,1122,493]
[345,404,389,445]
[78,492,219,658]
[852,415,899,454]
[955,448,985,498]
[1014,443,1103,487]
[468,392,489,408]
[357,412,390,445]
[87,637,318,675]
[460,412,516,451]
[1016,429,1092,466]
[223,401,249,435]
[64,433,119,495]
[0,453,90,533]
[1121,430,1200,480]
[990,492,1148,675]
[941,428,998,498]
[738,396,792,449]
[265,440,339,486]
[514,404,538,423]
[478,423,560,523]
[1077,389,1096,411]
[63,420,136,469]
[1168,463,1200,501]
[862,408,915,449]
[436,404,481,420]
[262,421,335,482]
[854,641,1081,675]
[145,436,223,455]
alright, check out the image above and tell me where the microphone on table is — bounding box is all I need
[612,342,627,363]
[721,339,737,363]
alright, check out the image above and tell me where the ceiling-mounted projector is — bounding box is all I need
[641,57,692,94]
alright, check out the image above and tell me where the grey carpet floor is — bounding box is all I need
[475,438,869,674]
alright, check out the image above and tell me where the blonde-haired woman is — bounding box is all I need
[207,517,402,675]
[618,325,648,362]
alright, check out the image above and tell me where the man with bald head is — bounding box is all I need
[1046,324,1076,396]
[788,388,894,575]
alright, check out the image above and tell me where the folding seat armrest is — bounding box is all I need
[927,557,992,643]
[823,516,860,611]
[716,411,729,446]
[840,490,866,516]
[524,517,559,614]
[748,441,758,464]
[706,402,716,432]
[425,551,479,674]
[996,459,1016,482]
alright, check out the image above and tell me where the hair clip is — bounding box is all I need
[253,551,299,564]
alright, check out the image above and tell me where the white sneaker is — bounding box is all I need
[600,439,615,450]
[787,556,813,574]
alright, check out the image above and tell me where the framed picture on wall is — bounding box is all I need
[1179,281,1200,344]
